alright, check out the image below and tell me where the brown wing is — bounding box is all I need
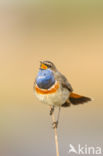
[54,71,73,92]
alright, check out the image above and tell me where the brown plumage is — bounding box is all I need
[62,93,91,107]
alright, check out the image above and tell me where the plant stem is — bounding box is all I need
[50,106,59,156]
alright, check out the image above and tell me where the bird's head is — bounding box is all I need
[40,60,57,71]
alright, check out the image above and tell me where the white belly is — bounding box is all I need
[34,85,69,106]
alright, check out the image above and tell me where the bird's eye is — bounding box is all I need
[47,64,52,68]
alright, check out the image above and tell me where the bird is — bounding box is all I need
[33,60,91,128]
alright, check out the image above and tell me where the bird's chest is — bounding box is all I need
[34,82,69,106]
[36,69,55,89]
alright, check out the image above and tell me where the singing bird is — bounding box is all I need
[34,61,91,128]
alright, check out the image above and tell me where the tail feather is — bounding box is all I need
[69,93,91,105]
[62,100,71,107]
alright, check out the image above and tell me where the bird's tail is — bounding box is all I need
[69,92,91,105]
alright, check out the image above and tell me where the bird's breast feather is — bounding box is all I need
[35,81,60,94]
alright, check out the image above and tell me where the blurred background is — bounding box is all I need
[0,1,103,156]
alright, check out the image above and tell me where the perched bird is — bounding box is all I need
[34,61,91,128]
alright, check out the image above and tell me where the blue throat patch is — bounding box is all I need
[36,69,55,89]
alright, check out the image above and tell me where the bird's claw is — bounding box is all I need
[52,121,58,129]
[50,107,54,116]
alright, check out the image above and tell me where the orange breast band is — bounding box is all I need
[35,81,59,94]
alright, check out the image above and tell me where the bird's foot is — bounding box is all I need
[50,107,54,116]
[52,121,58,129]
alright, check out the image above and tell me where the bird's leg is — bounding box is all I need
[52,106,61,129]
[50,106,54,116]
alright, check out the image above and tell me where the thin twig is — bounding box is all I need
[50,106,59,156]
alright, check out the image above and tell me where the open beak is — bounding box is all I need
[40,61,48,70]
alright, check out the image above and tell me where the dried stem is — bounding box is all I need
[50,106,59,156]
